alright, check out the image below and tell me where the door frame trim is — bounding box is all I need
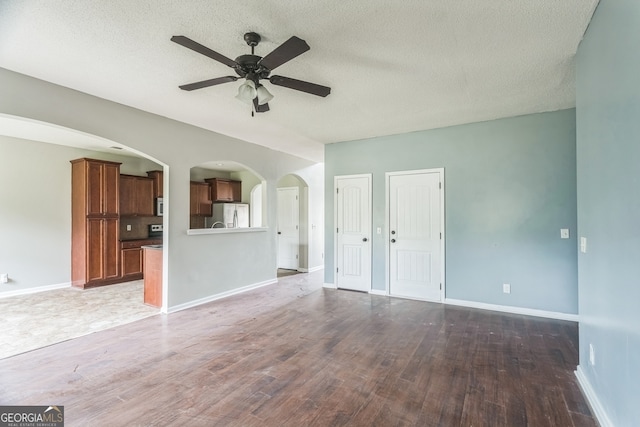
[333,173,372,291]
[384,168,445,301]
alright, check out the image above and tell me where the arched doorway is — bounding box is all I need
[277,174,309,274]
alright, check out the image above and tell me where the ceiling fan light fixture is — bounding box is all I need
[256,84,273,105]
[235,79,256,103]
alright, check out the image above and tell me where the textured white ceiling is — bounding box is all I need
[0,1,599,162]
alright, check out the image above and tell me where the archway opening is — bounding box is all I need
[189,160,266,230]
[276,174,310,274]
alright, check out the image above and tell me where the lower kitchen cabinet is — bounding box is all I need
[121,247,143,280]
[120,239,162,281]
[84,218,120,286]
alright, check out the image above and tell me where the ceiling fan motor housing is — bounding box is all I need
[234,54,270,79]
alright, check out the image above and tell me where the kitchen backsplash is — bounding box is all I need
[120,216,163,240]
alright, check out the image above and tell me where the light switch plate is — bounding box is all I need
[503,283,511,294]
[580,237,588,253]
[377,227,382,234]
[560,228,569,239]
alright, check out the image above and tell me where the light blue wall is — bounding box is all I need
[576,0,640,425]
[326,110,578,314]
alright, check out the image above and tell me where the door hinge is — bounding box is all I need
[296,225,298,230]
[336,227,339,233]
[296,254,298,259]
[296,195,298,200]
[440,232,442,239]
[336,267,339,273]
[439,182,442,189]
[440,283,442,290]
[336,188,339,194]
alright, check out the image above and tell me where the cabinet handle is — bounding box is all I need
[362,237,368,242]
[391,239,396,243]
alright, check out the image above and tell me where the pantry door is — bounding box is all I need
[277,187,299,270]
[335,174,372,292]
[388,169,444,302]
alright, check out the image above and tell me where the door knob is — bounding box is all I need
[277,231,282,235]
[362,237,368,242]
[391,239,396,243]
[391,230,396,235]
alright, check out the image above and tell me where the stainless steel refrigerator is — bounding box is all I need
[212,203,249,228]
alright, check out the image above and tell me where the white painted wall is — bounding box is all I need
[0,68,324,308]
[0,135,161,292]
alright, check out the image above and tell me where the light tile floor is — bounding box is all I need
[0,281,159,359]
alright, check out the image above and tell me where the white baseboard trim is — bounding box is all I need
[444,298,578,321]
[369,289,387,296]
[575,366,613,427]
[307,265,324,273]
[0,282,72,298]
[323,282,337,289]
[297,268,308,273]
[168,278,277,313]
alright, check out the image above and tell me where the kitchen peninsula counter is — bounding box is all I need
[142,245,162,307]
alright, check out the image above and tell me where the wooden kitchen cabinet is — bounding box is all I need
[190,181,212,216]
[85,159,120,216]
[120,175,154,216]
[86,218,120,282]
[146,170,163,198]
[71,158,121,288]
[206,178,241,202]
[121,247,143,281]
[120,238,162,281]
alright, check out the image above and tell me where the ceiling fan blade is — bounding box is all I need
[253,98,270,113]
[171,35,237,68]
[269,75,331,97]
[178,76,238,91]
[259,36,310,71]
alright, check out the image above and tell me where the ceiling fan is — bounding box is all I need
[171,32,331,113]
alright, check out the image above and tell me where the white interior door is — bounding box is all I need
[336,175,371,292]
[389,170,443,301]
[277,187,299,270]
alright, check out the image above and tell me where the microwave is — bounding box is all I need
[156,197,164,216]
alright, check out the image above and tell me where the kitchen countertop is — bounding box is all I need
[142,245,163,250]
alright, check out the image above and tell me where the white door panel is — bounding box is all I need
[277,187,299,270]
[336,175,371,292]
[389,171,442,301]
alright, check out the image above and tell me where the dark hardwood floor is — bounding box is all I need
[0,271,595,426]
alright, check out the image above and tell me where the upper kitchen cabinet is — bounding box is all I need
[73,158,121,216]
[190,181,212,229]
[146,170,163,198]
[190,181,212,216]
[120,175,154,216]
[206,178,241,202]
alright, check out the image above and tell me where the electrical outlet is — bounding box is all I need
[589,343,596,366]
[126,224,132,231]
[377,227,382,234]
[0,273,8,284]
[503,283,511,294]
[560,228,569,239]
